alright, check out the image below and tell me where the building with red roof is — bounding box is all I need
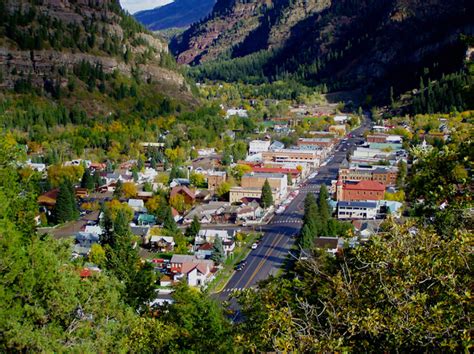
[336,178,385,201]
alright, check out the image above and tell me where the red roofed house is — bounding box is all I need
[170,186,196,205]
[38,189,59,208]
[336,178,385,201]
[170,255,215,287]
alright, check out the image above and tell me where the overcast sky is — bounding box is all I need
[120,0,174,14]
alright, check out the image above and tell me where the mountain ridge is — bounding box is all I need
[134,0,216,31]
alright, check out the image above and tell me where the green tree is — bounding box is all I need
[185,215,201,240]
[210,237,225,265]
[113,179,123,199]
[81,168,95,190]
[163,205,178,234]
[396,160,407,188]
[317,184,331,235]
[53,181,76,223]
[287,173,293,186]
[261,179,273,208]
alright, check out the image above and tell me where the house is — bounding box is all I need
[170,255,215,287]
[314,237,341,256]
[38,189,59,208]
[26,161,46,172]
[249,140,271,155]
[128,199,147,212]
[195,242,214,259]
[73,232,100,256]
[170,186,196,205]
[130,226,151,239]
[169,178,191,188]
[336,179,386,201]
[352,220,383,240]
[229,186,280,204]
[183,202,229,224]
[226,108,248,119]
[150,236,175,252]
[83,225,103,236]
[137,214,156,226]
[196,229,236,243]
[236,202,264,221]
[337,201,378,220]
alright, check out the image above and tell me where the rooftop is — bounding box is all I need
[344,180,386,191]
[339,201,378,208]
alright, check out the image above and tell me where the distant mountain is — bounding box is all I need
[171,0,474,101]
[135,0,216,31]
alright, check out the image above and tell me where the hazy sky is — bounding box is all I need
[120,0,174,14]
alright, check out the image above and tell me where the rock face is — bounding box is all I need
[171,0,474,94]
[134,0,216,31]
[0,0,186,92]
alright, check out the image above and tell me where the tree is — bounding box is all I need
[163,205,178,234]
[170,194,188,213]
[113,179,123,199]
[53,180,76,224]
[396,160,407,188]
[190,172,206,188]
[81,168,94,190]
[89,243,106,267]
[210,237,225,265]
[185,215,201,239]
[317,184,331,234]
[216,182,231,199]
[122,182,137,199]
[287,173,293,186]
[260,179,273,208]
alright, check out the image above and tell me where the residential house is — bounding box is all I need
[128,199,147,213]
[314,237,341,256]
[38,189,59,208]
[333,115,348,124]
[183,202,229,224]
[169,178,191,188]
[170,186,196,205]
[336,179,386,201]
[236,202,264,221]
[137,214,156,226]
[170,255,215,287]
[73,232,100,256]
[337,201,378,220]
[150,236,175,252]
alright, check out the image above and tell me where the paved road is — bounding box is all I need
[217,117,371,300]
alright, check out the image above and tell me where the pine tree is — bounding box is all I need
[287,173,293,186]
[163,205,178,234]
[317,184,331,235]
[210,237,225,265]
[113,180,123,199]
[261,179,273,208]
[53,182,73,223]
[185,215,201,239]
[81,169,94,190]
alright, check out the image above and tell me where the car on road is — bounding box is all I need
[251,242,258,249]
[234,259,247,271]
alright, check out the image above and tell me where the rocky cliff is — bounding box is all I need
[0,0,191,102]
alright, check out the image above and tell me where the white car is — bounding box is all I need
[251,243,258,249]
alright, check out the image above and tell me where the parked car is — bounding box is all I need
[251,242,258,249]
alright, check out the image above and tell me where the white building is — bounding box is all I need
[249,140,271,155]
[334,115,349,123]
[337,201,378,220]
[226,108,248,119]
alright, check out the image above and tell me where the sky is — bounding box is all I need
[120,0,174,14]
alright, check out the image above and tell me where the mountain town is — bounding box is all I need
[0,0,472,352]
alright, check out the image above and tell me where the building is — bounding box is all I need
[241,172,287,198]
[337,201,378,219]
[206,171,227,191]
[251,166,301,183]
[333,115,348,123]
[170,255,215,287]
[229,186,280,204]
[262,149,321,167]
[249,140,271,155]
[170,186,196,205]
[297,138,335,150]
[150,236,175,252]
[336,179,386,201]
[338,165,398,186]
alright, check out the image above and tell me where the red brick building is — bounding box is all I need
[336,179,385,201]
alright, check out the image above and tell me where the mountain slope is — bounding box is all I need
[0,0,195,116]
[171,0,474,100]
[134,0,216,31]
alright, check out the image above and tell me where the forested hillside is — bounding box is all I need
[172,0,474,103]
[0,0,195,117]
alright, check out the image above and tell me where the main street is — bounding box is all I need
[217,117,371,299]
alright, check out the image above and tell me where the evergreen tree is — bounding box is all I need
[185,215,201,239]
[81,169,94,190]
[163,205,178,234]
[210,237,225,265]
[93,171,102,189]
[261,179,273,208]
[317,184,331,235]
[287,173,293,186]
[53,181,73,223]
[113,179,123,199]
